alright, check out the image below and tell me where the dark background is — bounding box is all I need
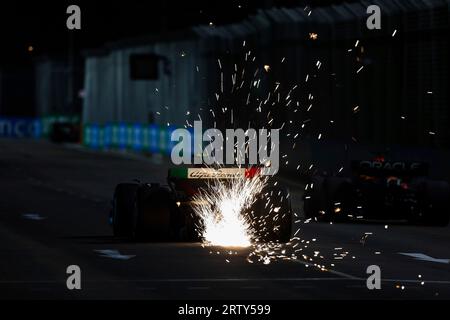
[0,0,448,149]
[1,1,358,66]
[0,1,355,117]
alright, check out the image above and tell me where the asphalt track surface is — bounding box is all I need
[0,138,449,300]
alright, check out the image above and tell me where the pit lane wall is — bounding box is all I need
[81,122,450,182]
[82,122,193,156]
[0,117,41,138]
[0,115,80,139]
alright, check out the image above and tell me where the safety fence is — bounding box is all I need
[0,117,41,138]
[0,115,193,157]
[82,123,194,155]
[0,115,80,139]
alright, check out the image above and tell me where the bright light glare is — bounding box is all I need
[192,174,267,247]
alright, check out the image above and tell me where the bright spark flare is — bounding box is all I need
[192,173,267,247]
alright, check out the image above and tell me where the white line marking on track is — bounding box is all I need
[123,277,348,282]
[2,278,450,285]
[94,249,136,260]
[381,279,450,284]
[398,252,450,264]
[0,278,345,284]
[292,259,362,280]
[22,213,47,221]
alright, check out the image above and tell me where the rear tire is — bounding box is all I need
[303,177,324,220]
[421,181,450,226]
[133,184,175,241]
[112,183,139,237]
[303,177,352,222]
[329,180,354,222]
[252,185,292,243]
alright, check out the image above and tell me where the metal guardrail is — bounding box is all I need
[0,115,80,139]
[0,117,41,138]
[82,123,193,155]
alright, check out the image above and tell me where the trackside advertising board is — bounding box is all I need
[83,123,192,155]
[0,117,42,138]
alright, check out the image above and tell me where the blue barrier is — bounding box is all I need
[82,123,197,157]
[132,124,143,151]
[0,117,42,138]
[119,123,128,150]
[149,124,159,153]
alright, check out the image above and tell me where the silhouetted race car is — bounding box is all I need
[303,158,450,225]
[110,167,292,242]
[49,122,80,143]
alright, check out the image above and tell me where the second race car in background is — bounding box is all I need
[303,156,450,225]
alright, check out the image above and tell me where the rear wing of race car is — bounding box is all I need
[167,167,263,198]
[168,167,262,180]
[351,160,429,177]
